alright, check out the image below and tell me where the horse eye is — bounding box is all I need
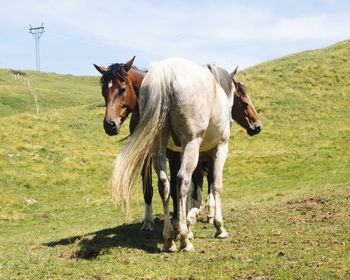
[119,88,126,95]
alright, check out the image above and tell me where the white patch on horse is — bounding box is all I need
[206,193,215,224]
[141,204,154,231]
[108,81,113,88]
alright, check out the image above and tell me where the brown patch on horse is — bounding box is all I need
[232,80,262,136]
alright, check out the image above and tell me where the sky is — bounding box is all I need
[1,0,350,76]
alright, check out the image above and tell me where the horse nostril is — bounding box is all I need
[255,126,261,133]
[110,121,117,129]
[103,120,119,136]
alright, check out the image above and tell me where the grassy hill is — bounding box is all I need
[0,40,349,279]
[0,70,99,117]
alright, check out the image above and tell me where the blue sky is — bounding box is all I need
[1,0,350,76]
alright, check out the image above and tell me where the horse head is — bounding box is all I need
[231,67,262,136]
[94,56,138,136]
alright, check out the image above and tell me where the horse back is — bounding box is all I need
[148,58,230,152]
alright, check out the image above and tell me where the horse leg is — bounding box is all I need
[153,132,176,252]
[167,150,180,233]
[186,179,195,240]
[186,181,194,214]
[205,159,215,224]
[177,138,201,251]
[211,142,229,239]
[186,164,203,228]
[141,157,154,231]
[192,164,204,209]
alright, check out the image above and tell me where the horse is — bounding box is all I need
[104,57,234,252]
[93,58,262,249]
[187,67,262,226]
[165,65,262,237]
[94,58,155,230]
[94,58,234,233]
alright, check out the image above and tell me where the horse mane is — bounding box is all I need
[100,63,147,86]
[206,64,233,96]
[100,63,127,85]
[236,81,247,97]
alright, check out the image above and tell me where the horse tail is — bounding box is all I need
[111,66,171,210]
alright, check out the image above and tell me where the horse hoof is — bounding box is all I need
[215,230,228,239]
[141,221,154,231]
[187,208,199,225]
[162,240,177,252]
[188,230,194,240]
[181,243,195,252]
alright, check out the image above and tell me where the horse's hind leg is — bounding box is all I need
[177,138,201,251]
[141,157,154,231]
[211,142,229,239]
[153,130,176,252]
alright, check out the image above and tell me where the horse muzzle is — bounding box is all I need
[247,124,262,136]
[103,120,120,136]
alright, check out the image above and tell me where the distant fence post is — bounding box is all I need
[7,70,40,115]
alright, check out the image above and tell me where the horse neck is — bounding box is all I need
[127,68,146,131]
[128,68,146,98]
[206,65,233,100]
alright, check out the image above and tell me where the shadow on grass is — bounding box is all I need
[44,218,163,259]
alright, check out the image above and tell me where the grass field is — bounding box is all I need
[0,40,349,279]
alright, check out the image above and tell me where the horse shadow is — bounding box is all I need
[44,217,164,259]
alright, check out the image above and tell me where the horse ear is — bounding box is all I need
[93,64,107,75]
[230,66,239,80]
[124,56,136,71]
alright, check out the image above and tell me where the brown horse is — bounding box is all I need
[94,58,154,227]
[93,58,262,233]
[94,57,145,136]
[232,79,262,136]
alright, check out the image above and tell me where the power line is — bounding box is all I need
[29,23,45,71]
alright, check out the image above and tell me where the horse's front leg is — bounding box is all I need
[210,141,229,239]
[204,159,215,224]
[167,149,180,233]
[192,163,204,210]
[186,164,204,239]
[141,157,154,231]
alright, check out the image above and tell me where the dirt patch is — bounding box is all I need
[60,250,78,260]
[282,196,339,224]
[232,273,272,280]
[163,277,197,280]
[286,196,327,209]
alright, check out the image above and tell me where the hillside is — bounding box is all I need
[230,39,350,197]
[0,69,100,117]
[0,40,349,279]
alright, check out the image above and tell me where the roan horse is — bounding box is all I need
[94,58,262,251]
[119,57,233,252]
[186,66,262,227]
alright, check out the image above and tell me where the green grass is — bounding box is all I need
[1,40,350,279]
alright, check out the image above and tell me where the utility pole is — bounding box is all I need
[29,23,45,71]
